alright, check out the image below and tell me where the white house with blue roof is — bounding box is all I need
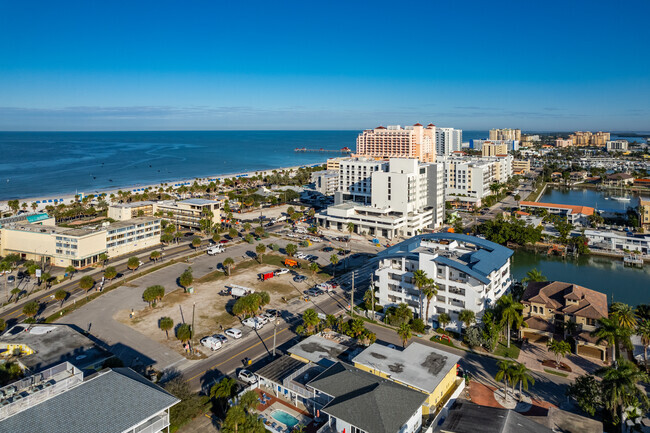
[374,233,514,331]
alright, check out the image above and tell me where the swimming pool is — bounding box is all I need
[271,409,300,428]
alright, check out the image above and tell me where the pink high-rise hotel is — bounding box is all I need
[355,123,437,163]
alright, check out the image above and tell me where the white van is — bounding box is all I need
[200,336,223,351]
[207,245,225,255]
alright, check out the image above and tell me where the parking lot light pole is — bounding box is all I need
[272,316,279,357]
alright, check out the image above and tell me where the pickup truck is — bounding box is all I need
[207,245,225,255]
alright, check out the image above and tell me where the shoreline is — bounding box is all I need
[0,161,327,211]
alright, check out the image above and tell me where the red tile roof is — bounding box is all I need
[522,281,608,320]
[520,201,595,216]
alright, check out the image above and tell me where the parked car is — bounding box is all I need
[255,314,268,325]
[238,369,257,384]
[261,312,277,321]
[207,245,225,255]
[266,309,279,318]
[322,247,333,252]
[212,334,228,344]
[7,276,15,284]
[295,252,307,259]
[200,336,222,351]
[305,288,321,297]
[274,268,289,276]
[225,328,242,339]
[17,271,25,280]
[293,275,307,283]
[306,255,318,262]
[242,318,263,330]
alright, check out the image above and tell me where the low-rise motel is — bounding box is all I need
[519,201,594,225]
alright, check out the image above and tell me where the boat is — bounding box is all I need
[611,197,632,202]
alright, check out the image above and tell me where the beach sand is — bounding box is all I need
[0,162,325,212]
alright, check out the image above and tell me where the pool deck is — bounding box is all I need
[252,388,321,433]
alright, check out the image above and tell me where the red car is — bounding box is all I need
[219,240,229,244]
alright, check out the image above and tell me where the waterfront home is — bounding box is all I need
[604,172,634,187]
[584,229,650,255]
[520,281,608,361]
[309,362,428,433]
[352,342,460,416]
[436,401,554,433]
[519,201,594,225]
[373,233,513,332]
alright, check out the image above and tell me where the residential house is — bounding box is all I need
[520,281,609,361]
[436,401,554,433]
[519,201,594,225]
[604,172,634,187]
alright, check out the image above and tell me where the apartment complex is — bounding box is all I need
[316,158,444,238]
[606,140,629,152]
[311,170,340,196]
[326,157,344,171]
[355,124,437,162]
[435,127,463,156]
[641,199,650,230]
[489,128,521,141]
[0,363,179,433]
[373,233,513,331]
[520,281,608,361]
[512,159,531,174]
[470,139,518,153]
[439,155,512,207]
[109,198,221,230]
[569,131,611,146]
[555,138,573,148]
[519,201,594,225]
[481,142,508,157]
[0,217,161,268]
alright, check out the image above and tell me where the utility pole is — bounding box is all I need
[371,281,375,321]
[272,313,278,357]
[191,302,196,341]
[350,272,354,316]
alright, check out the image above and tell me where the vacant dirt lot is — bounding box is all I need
[119,255,328,356]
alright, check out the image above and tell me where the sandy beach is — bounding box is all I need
[0,161,326,213]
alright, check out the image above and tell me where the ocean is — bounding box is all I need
[0,130,488,201]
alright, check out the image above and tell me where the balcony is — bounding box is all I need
[448,298,466,308]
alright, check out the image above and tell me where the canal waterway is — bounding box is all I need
[539,186,650,212]
[511,249,650,307]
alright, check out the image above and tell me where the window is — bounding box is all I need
[533,306,538,313]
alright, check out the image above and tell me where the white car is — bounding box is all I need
[294,252,306,259]
[138,261,145,267]
[225,328,242,339]
[238,369,257,384]
[255,315,268,325]
[242,318,263,330]
[274,268,289,276]
[207,246,225,255]
[200,336,222,351]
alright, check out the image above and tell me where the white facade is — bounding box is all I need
[584,229,650,254]
[311,170,340,196]
[435,127,463,156]
[440,156,496,206]
[374,234,513,332]
[318,158,444,238]
[471,139,519,152]
[606,140,629,152]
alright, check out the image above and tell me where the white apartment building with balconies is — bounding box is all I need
[435,127,463,156]
[439,155,512,207]
[374,233,513,331]
[317,158,444,239]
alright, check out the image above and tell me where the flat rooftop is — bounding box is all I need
[0,324,112,373]
[352,342,460,394]
[106,216,160,229]
[2,223,98,237]
[109,201,154,209]
[178,198,220,205]
[288,334,349,364]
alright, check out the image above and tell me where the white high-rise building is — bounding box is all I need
[435,128,463,156]
[317,158,444,238]
[373,233,514,331]
[439,155,512,208]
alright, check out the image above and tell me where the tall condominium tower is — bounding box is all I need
[489,128,521,141]
[355,123,436,162]
[435,127,463,156]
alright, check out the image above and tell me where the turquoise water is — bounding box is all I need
[272,410,299,427]
[539,186,650,212]
[511,249,650,306]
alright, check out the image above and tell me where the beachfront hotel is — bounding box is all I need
[355,124,437,163]
[109,198,222,230]
[0,217,161,268]
[315,158,444,239]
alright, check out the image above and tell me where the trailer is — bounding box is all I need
[260,272,274,281]
[227,285,255,298]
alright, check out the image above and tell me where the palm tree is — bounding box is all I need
[176,323,192,346]
[54,289,68,308]
[255,243,266,263]
[547,339,571,368]
[309,262,319,277]
[438,312,451,331]
[223,257,235,276]
[285,243,297,257]
[79,276,95,298]
[397,323,412,348]
[210,377,238,414]
[459,309,476,333]
[127,256,140,273]
[495,360,515,400]
[329,254,339,277]
[191,237,201,249]
[302,309,320,333]
[521,268,546,283]
[23,301,40,319]
[104,266,117,281]
[65,265,76,279]
[611,302,637,330]
[150,251,162,263]
[597,359,650,424]
[159,317,174,339]
[591,317,622,362]
[99,253,108,267]
[636,319,650,371]
[635,304,650,322]
[510,362,535,402]
[422,282,437,324]
[497,294,523,348]
[412,270,429,319]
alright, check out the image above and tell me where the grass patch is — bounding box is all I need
[494,341,521,359]
[544,368,569,377]
[526,181,546,201]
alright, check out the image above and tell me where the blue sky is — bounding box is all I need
[1,0,649,131]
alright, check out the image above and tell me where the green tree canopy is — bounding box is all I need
[159,317,174,339]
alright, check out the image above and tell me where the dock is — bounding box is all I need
[623,254,644,267]
[294,147,352,153]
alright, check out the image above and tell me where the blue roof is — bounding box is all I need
[378,233,513,282]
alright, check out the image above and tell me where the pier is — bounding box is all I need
[294,147,352,153]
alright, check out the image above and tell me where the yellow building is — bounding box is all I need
[489,128,521,141]
[569,131,610,147]
[512,159,531,174]
[109,198,221,231]
[107,201,155,220]
[352,342,459,415]
[0,217,161,268]
[640,199,650,229]
[481,142,508,157]
[326,157,344,171]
